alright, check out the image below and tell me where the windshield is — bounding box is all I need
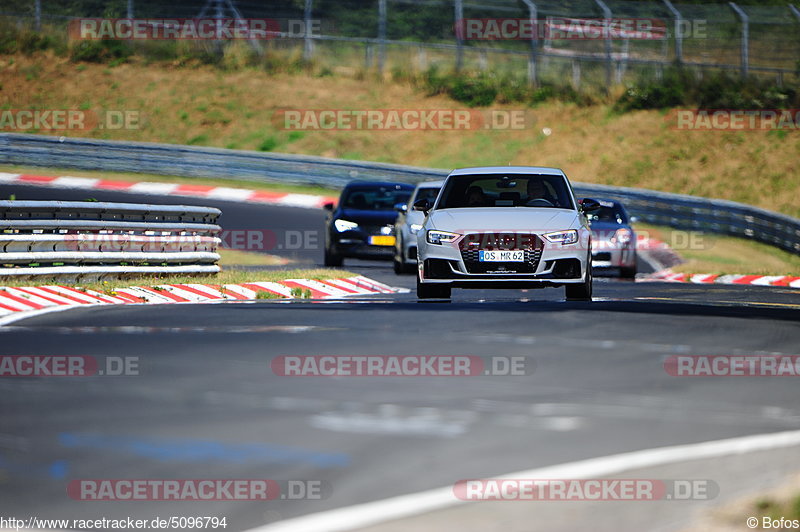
[341,185,412,211]
[412,186,441,205]
[588,202,628,224]
[437,174,574,210]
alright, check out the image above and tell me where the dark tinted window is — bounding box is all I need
[588,202,628,224]
[413,186,441,205]
[436,174,574,210]
[342,185,412,211]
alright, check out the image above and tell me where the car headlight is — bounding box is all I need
[410,223,423,234]
[427,230,461,245]
[543,229,578,245]
[334,219,359,232]
[613,228,632,245]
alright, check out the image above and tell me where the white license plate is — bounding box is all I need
[479,250,524,262]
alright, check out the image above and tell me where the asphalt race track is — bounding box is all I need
[0,184,799,531]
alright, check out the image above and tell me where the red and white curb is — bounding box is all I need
[635,236,800,289]
[0,172,337,209]
[644,269,800,288]
[0,276,407,323]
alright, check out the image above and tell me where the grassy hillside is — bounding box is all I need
[1,51,798,218]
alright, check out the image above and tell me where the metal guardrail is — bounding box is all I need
[0,198,222,279]
[0,133,798,256]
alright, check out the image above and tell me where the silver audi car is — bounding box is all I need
[415,166,600,301]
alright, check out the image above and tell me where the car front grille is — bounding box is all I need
[459,233,543,274]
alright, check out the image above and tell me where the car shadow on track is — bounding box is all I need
[248,297,800,323]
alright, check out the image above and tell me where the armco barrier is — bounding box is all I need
[0,199,221,279]
[0,133,797,255]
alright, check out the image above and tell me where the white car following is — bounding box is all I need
[415,166,600,301]
[393,180,444,274]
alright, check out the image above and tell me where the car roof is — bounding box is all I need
[448,166,566,176]
[344,181,415,189]
[416,180,445,188]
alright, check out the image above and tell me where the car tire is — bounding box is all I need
[565,265,592,301]
[417,276,451,299]
[393,256,405,275]
[324,247,343,267]
[394,256,415,275]
[620,265,637,279]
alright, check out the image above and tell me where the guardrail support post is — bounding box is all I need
[663,0,683,64]
[729,2,749,78]
[594,0,613,90]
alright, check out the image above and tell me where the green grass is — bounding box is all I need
[3,53,800,218]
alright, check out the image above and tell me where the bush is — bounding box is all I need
[616,66,799,112]
[449,75,498,107]
[70,39,131,63]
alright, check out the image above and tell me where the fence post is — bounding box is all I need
[571,60,580,89]
[127,0,133,18]
[454,0,464,72]
[521,0,538,86]
[34,0,41,31]
[791,5,800,66]
[594,0,613,89]
[729,2,749,78]
[304,0,313,61]
[378,0,387,74]
[663,0,683,64]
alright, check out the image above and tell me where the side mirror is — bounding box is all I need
[413,199,430,213]
[579,198,601,213]
[323,202,335,211]
[395,202,408,213]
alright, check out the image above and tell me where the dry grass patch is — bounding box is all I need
[1,53,799,217]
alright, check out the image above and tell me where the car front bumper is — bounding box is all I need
[591,240,636,268]
[417,232,590,287]
[330,231,396,260]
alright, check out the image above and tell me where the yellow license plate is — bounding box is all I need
[369,235,396,246]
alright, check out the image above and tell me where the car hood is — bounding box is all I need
[337,208,397,226]
[428,208,579,233]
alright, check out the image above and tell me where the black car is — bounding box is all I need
[323,181,414,267]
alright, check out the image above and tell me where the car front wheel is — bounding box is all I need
[417,276,451,299]
[324,246,343,267]
[565,265,592,301]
